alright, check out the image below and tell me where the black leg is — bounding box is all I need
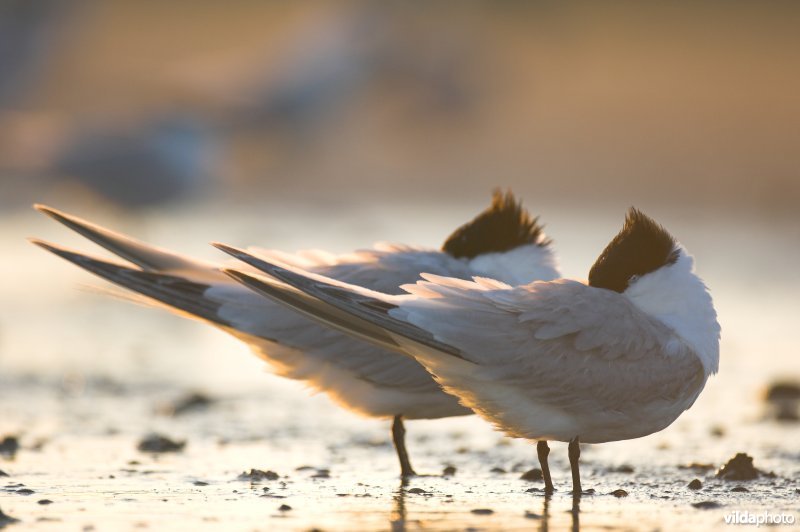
[536,440,555,493]
[392,415,416,478]
[568,436,581,495]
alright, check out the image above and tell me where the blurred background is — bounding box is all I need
[0,1,799,215]
[0,3,798,528]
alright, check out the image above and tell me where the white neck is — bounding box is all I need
[468,243,561,286]
[624,249,720,375]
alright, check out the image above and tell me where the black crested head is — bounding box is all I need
[588,208,679,293]
[442,189,550,259]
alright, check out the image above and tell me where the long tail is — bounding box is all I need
[34,204,223,281]
[31,239,234,327]
[214,243,463,359]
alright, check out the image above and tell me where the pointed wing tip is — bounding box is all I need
[33,203,60,218]
[28,236,53,250]
[211,242,242,257]
[221,267,267,291]
[28,238,80,262]
[32,203,83,228]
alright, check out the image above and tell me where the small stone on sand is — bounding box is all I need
[0,437,19,459]
[136,434,185,453]
[716,453,773,481]
[37,499,53,505]
[688,479,702,490]
[238,469,279,481]
[278,504,292,512]
[442,466,456,476]
[160,392,214,416]
[471,508,494,515]
[611,489,628,497]
[520,468,543,481]
[0,506,20,527]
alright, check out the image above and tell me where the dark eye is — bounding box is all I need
[628,274,640,284]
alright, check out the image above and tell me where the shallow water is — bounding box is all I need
[1,202,798,530]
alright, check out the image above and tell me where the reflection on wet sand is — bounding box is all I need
[391,479,408,532]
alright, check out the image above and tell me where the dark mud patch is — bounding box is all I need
[692,501,722,510]
[679,462,715,472]
[611,464,635,473]
[136,434,185,453]
[716,453,775,481]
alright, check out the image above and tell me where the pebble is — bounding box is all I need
[519,468,543,481]
[0,437,19,459]
[16,488,35,495]
[0,506,20,527]
[730,486,749,492]
[611,489,628,497]
[0,471,7,478]
[238,469,279,481]
[442,466,457,476]
[688,479,702,490]
[407,488,427,495]
[278,504,292,512]
[136,434,185,453]
[160,392,214,416]
[489,467,506,474]
[470,509,494,515]
[716,453,773,481]
[38,499,53,505]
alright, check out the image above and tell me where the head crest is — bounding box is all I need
[442,189,550,259]
[588,208,678,293]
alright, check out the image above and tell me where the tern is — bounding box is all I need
[31,191,560,477]
[217,208,721,494]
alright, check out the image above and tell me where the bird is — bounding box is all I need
[31,190,561,477]
[216,208,721,494]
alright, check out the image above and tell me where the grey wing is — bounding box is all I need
[397,277,706,411]
[309,244,475,295]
